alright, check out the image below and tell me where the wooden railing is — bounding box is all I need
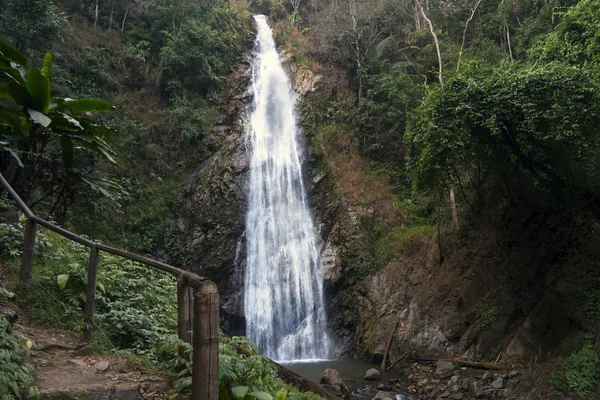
[0,173,219,400]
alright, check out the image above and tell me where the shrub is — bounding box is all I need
[552,345,599,396]
[0,317,39,399]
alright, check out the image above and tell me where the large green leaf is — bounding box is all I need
[41,52,53,81]
[248,392,272,400]
[7,80,31,105]
[231,386,249,399]
[27,110,51,127]
[26,68,50,112]
[0,107,22,129]
[56,98,115,113]
[60,136,74,168]
[57,274,69,290]
[0,40,27,66]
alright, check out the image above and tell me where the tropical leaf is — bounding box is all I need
[57,274,69,290]
[60,136,74,168]
[231,386,249,399]
[27,109,51,127]
[248,392,273,400]
[0,40,27,65]
[26,68,50,112]
[41,52,53,81]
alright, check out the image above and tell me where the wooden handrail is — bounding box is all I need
[0,172,219,400]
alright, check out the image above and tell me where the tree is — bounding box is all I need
[315,0,384,102]
[406,63,600,209]
[0,40,124,220]
[0,0,66,53]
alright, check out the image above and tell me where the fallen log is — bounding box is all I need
[449,359,514,371]
[410,357,514,371]
[385,350,412,371]
[271,361,345,400]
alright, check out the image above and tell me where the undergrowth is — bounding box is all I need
[0,202,323,399]
[0,302,38,399]
[552,344,599,397]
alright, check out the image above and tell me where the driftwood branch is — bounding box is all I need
[386,350,412,371]
[411,357,515,370]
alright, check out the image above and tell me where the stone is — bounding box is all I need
[449,375,460,385]
[469,381,485,398]
[440,392,451,398]
[93,361,110,371]
[364,368,381,381]
[67,359,88,368]
[113,386,141,400]
[449,393,465,400]
[71,345,93,357]
[371,392,394,400]
[508,370,520,379]
[482,371,493,380]
[376,383,393,391]
[417,379,429,387]
[490,377,504,389]
[436,360,455,379]
[320,369,350,398]
[461,379,470,390]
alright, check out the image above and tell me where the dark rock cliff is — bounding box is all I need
[167,52,599,366]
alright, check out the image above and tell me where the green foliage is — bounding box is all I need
[406,62,600,208]
[0,39,125,221]
[354,63,422,183]
[0,0,66,53]
[0,317,39,399]
[531,0,600,67]
[553,345,599,396]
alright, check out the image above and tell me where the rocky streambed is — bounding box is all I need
[299,359,523,400]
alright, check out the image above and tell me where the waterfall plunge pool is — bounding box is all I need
[280,359,408,400]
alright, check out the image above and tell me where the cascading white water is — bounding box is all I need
[244,15,330,361]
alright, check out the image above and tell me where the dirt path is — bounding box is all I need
[13,322,174,399]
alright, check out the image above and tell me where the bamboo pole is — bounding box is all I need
[85,247,99,334]
[192,281,219,400]
[20,219,36,280]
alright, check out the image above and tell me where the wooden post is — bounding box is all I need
[177,276,192,358]
[85,247,99,334]
[20,219,37,281]
[192,281,219,400]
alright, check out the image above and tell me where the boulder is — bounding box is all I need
[364,368,381,381]
[319,368,350,398]
[436,360,455,379]
[469,381,485,398]
[93,361,110,372]
[490,377,504,389]
[371,392,395,400]
[68,359,88,368]
[71,345,93,357]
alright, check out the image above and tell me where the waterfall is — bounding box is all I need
[244,15,330,361]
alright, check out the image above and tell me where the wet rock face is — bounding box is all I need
[165,60,251,335]
[166,58,323,336]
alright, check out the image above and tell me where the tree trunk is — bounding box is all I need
[450,184,459,229]
[109,5,114,30]
[121,7,129,33]
[457,0,482,72]
[94,0,99,28]
[418,0,443,86]
[506,23,514,61]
